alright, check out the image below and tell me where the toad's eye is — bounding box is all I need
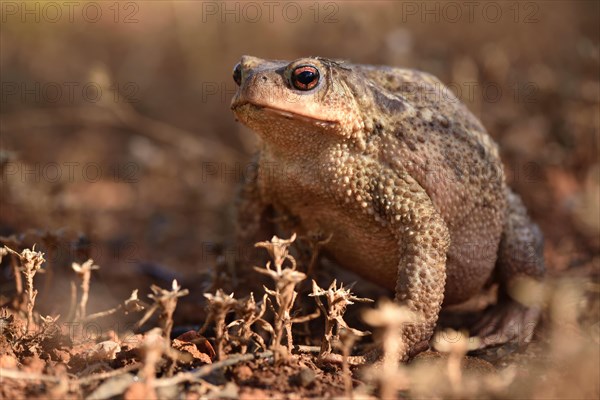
[233,63,242,86]
[291,65,320,91]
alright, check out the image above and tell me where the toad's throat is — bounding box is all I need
[234,102,339,127]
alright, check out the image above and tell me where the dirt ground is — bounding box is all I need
[0,1,599,399]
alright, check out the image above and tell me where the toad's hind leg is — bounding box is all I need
[472,189,545,347]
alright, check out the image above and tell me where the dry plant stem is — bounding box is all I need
[148,280,189,339]
[267,284,312,357]
[276,288,301,353]
[82,306,121,322]
[0,364,142,386]
[72,259,99,319]
[82,290,146,323]
[0,240,23,295]
[141,334,162,380]
[152,351,274,388]
[228,293,272,354]
[5,246,45,332]
[23,260,38,331]
[79,270,91,319]
[381,327,403,399]
[0,246,8,264]
[295,345,321,353]
[67,281,78,321]
[136,304,160,330]
[433,329,480,394]
[311,280,372,358]
[304,233,332,277]
[0,368,64,383]
[9,255,23,296]
[138,328,164,399]
[339,329,358,399]
[77,362,113,377]
[255,234,314,359]
[215,311,227,359]
[39,314,61,338]
[363,301,414,399]
[295,345,368,367]
[448,352,462,391]
[202,289,237,360]
[76,363,142,385]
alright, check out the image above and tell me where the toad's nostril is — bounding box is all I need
[261,75,268,82]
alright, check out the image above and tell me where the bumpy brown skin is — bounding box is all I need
[231,56,545,359]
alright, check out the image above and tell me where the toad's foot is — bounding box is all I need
[470,299,541,348]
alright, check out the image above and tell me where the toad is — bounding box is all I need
[230,56,545,359]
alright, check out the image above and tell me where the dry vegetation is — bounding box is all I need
[0,1,598,399]
[0,234,598,399]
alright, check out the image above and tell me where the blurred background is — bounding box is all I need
[1,1,598,317]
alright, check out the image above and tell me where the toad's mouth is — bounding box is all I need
[232,102,339,127]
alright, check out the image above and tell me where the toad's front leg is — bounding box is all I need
[334,162,450,360]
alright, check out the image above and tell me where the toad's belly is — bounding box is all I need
[277,201,400,290]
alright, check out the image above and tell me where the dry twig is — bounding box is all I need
[0,247,8,264]
[310,279,372,358]
[5,245,45,332]
[227,292,273,354]
[200,289,237,360]
[363,300,416,399]
[152,351,274,388]
[146,280,189,340]
[302,232,332,277]
[339,328,359,399]
[82,289,146,323]
[433,329,481,393]
[254,234,318,359]
[71,259,99,319]
[0,236,24,296]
